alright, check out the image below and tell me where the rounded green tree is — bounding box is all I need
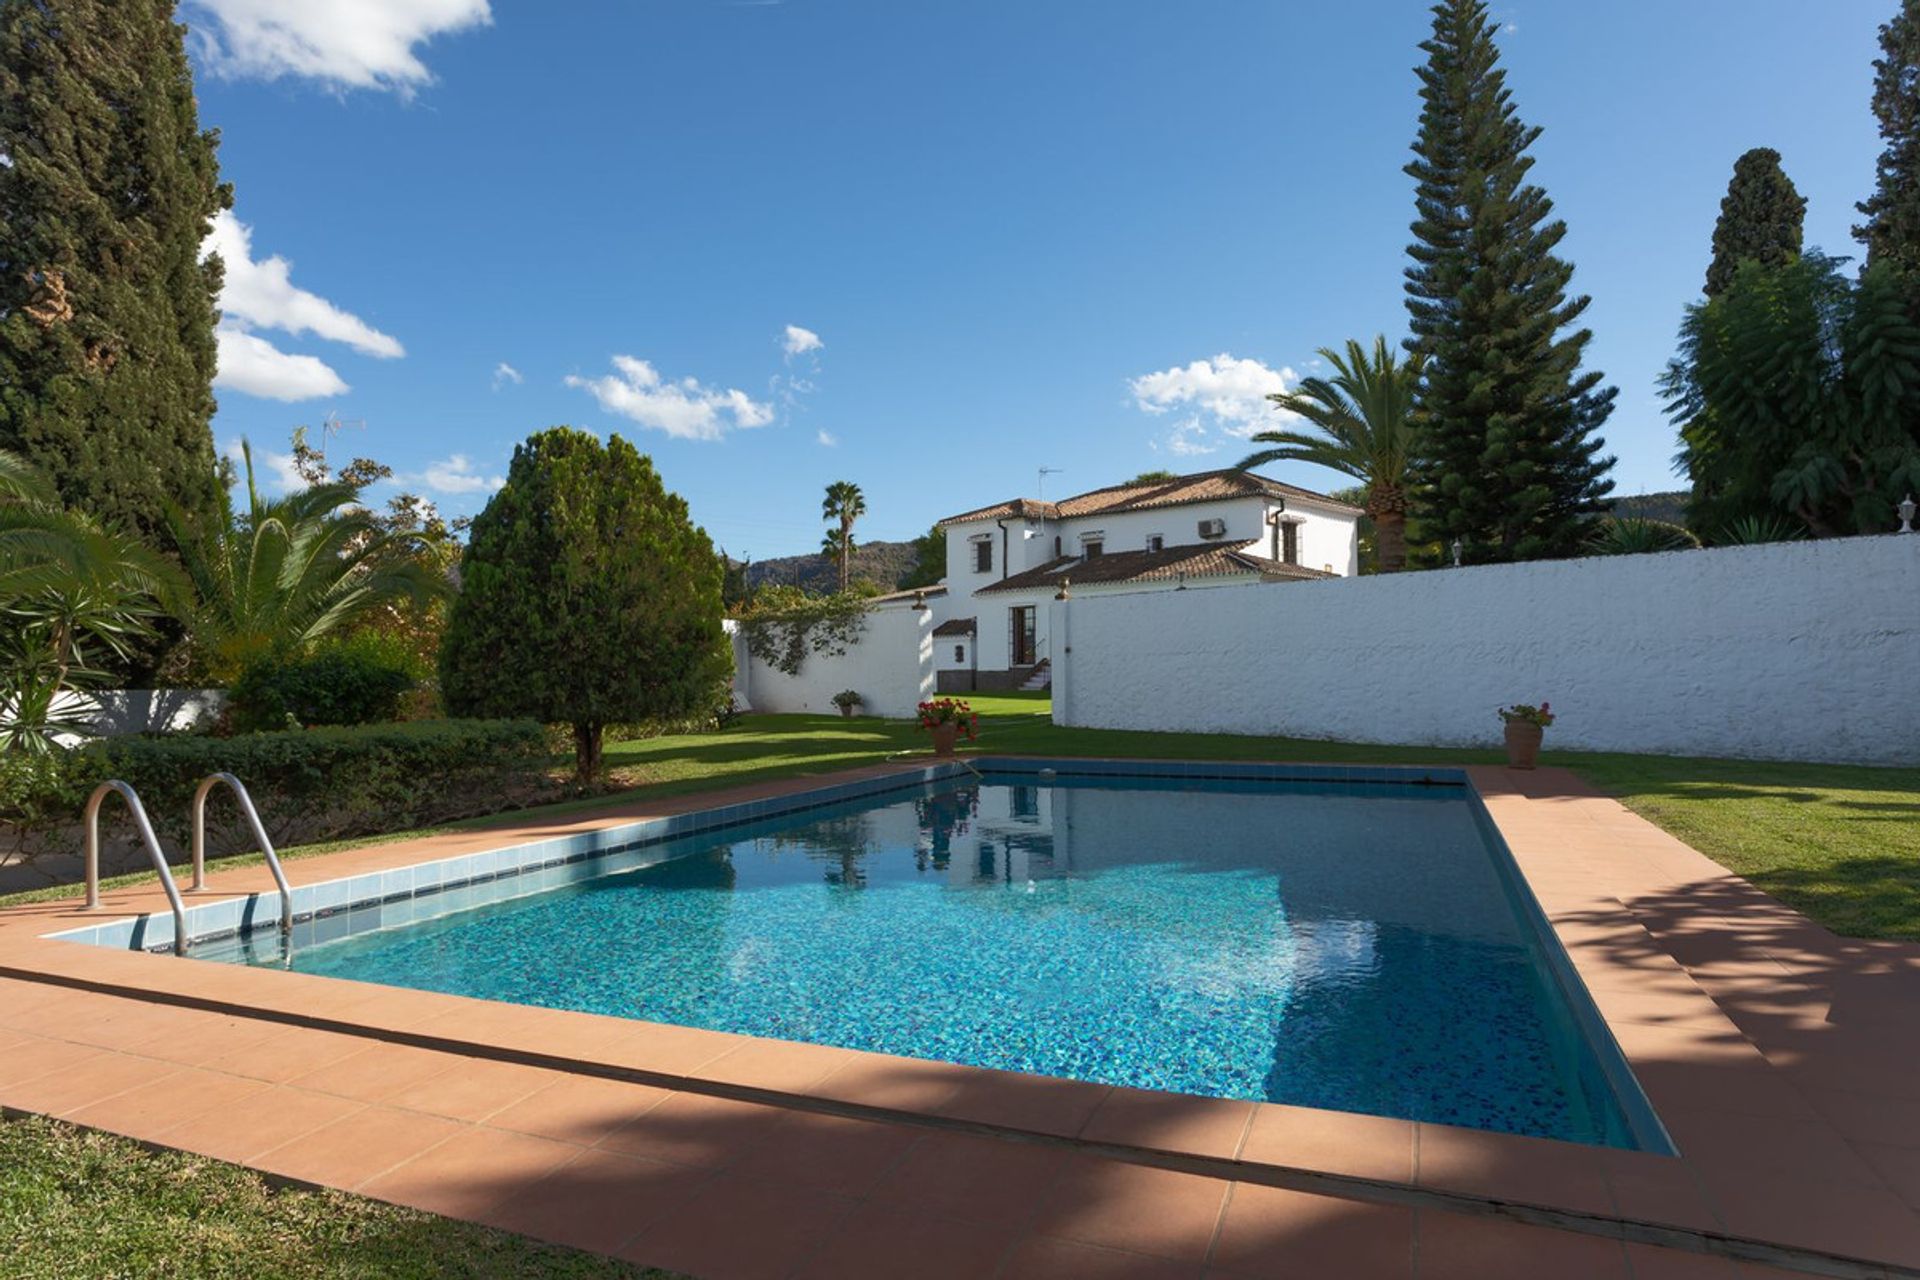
[440,429,731,782]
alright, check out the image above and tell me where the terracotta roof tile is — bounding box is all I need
[931,617,976,636]
[937,468,1361,527]
[975,540,1335,594]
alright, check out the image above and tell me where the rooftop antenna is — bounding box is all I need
[318,410,366,461]
[1037,467,1063,504]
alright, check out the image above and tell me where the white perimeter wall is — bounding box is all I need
[734,606,935,720]
[47,688,226,745]
[1050,535,1920,765]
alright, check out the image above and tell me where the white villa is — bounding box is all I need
[906,469,1362,692]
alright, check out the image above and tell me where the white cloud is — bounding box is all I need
[185,0,492,95]
[782,324,824,357]
[491,361,523,389]
[816,428,838,447]
[206,211,403,359]
[565,355,775,441]
[413,454,503,496]
[213,328,349,401]
[1129,353,1298,456]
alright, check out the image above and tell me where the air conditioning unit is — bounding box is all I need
[1197,518,1227,539]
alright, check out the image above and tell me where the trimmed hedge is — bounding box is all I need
[228,641,417,733]
[1,719,553,882]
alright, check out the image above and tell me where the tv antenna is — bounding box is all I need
[319,410,366,460]
[1037,467,1064,504]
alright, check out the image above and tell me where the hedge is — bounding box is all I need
[227,639,418,732]
[0,719,552,883]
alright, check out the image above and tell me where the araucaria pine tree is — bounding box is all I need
[1857,0,1920,274]
[0,0,229,553]
[1705,148,1807,297]
[1403,0,1616,562]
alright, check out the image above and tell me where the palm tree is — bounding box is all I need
[1238,336,1424,572]
[820,481,866,592]
[0,451,187,753]
[170,441,448,680]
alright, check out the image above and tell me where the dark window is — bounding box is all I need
[1054,535,1062,557]
[1011,786,1039,819]
[1083,540,1103,559]
[953,644,966,662]
[1282,522,1299,565]
[1146,535,1164,552]
[1010,606,1037,666]
[973,540,992,573]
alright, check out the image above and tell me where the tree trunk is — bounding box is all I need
[572,721,604,785]
[1374,510,1409,573]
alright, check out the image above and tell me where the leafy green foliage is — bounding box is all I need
[1125,470,1180,485]
[821,480,866,593]
[1,719,550,877]
[1718,514,1806,546]
[0,0,228,557]
[1704,148,1806,297]
[1857,0,1920,274]
[172,442,450,681]
[737,586,870,677]
[228,634,418,734]
[898,525,946,590]
[440,429,732,782]
[1404,0,1616,562]
[1665,252,1920,537]
[1585,518,1700,556]
[1239,336,1423,571]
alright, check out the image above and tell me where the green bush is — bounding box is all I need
[228,635,420,733]
[0,719,553,882]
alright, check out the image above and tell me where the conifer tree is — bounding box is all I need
[1403,0,1615,562]
[0,0,229,553]
[1857,0,1920,274]
[1705,148,1807,297]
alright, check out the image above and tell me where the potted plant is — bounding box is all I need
[831,690,862,718]
[916,697,978,757]
[1497,702,1555,769]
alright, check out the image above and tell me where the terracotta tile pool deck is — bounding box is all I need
[2,759,1917,1278]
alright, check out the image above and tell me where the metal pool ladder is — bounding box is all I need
[82,774,295,956]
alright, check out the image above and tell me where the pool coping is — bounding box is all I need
[3,755,1918,1276]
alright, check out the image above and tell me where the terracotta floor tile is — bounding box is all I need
[1661,1108,1887,1189]
[1414,1124,1614,1216]
[595,1089,787,1168]
[616,1171,858,1280]
[484,1148,711,1257]
[1210,1183,1412,1276]
[64,1066,270,1138]
[485,1073,674,1145]
[697,1036,854,1092]
[153,1084,367,1164]
[358,1125,582,1219]
[284,1042,463,1103]
[728,1109,918,1197]
[1241,1103,1416,1183]
[1602,1162,1722,1234]
[5,1049,176,1118]
[1620,1244,1742,1278]
[0,1036,109,1090]
[1078,1087,1255,1160]
[935,1069,1113,1138]
[251,1103,466,1190]
[997,1236,1204,1280]
[806,1052,977,1112]
[1806,1087,1920,1149]
[1630,1063,1819,1122]
[216,1026,371,1084]
[791,1202,1021,1280]
[1859,1142,1920,1211]
[380,1058,560,1122]
[1412,1209,1629,1279]
[1031,1155,1230,1262]
[1705,1171,1920,1267]
[866,1131,1069,1228]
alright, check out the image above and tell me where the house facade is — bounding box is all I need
[925,469,1362,692]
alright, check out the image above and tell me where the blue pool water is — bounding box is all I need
[202,772,1646,1147]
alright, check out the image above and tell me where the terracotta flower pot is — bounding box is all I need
[930,722,960,757]
[839,704,855,718]
[1504,720,1544,770]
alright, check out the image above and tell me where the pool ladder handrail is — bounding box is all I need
[82,773,295,956]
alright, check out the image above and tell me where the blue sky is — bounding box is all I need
[188,0,1886,558]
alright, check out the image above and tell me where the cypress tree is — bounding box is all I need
[0,0,230,554]
[1857,0,1920,274]
[1704,148,1807,297]
[1404,0,1615,562]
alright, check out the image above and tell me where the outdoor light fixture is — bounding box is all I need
[1055,577,1071,601]
[1900,493,1916,534]
[1451,538,1463,567]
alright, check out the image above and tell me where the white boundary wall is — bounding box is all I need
[1050,535,1920,765]
[46,688,226,745]
[733,607,934,720]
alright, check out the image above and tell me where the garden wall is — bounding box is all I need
[49,688,226,745]
[1049,534,1920,765]
[736,606,935,720]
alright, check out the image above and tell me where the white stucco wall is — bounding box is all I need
[1050,535,1920,765]
[47,688,227,745]
[737,606,935,719]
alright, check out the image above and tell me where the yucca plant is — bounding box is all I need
[1586,518,1700,556]
[171,442,450,681]
[1239,336,1424,571]
[1717,515,1806,546]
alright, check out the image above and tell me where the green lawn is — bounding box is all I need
[0,1115,678,1280]
[7,691,1916,940]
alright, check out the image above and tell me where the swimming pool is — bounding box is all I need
[185,764,1660,1150]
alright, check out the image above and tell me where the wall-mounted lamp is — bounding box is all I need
[911,590,928,611]
[1054,577,1071,601]
[1900,494,1916,534]
[1450,538,1463,567]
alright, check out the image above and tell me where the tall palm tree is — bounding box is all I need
[1238,336,1424,572]
[170,441,448,679]
[821,481,866,592]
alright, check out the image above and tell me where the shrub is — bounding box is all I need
[228,634,419,733]
[0,719,552,883]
